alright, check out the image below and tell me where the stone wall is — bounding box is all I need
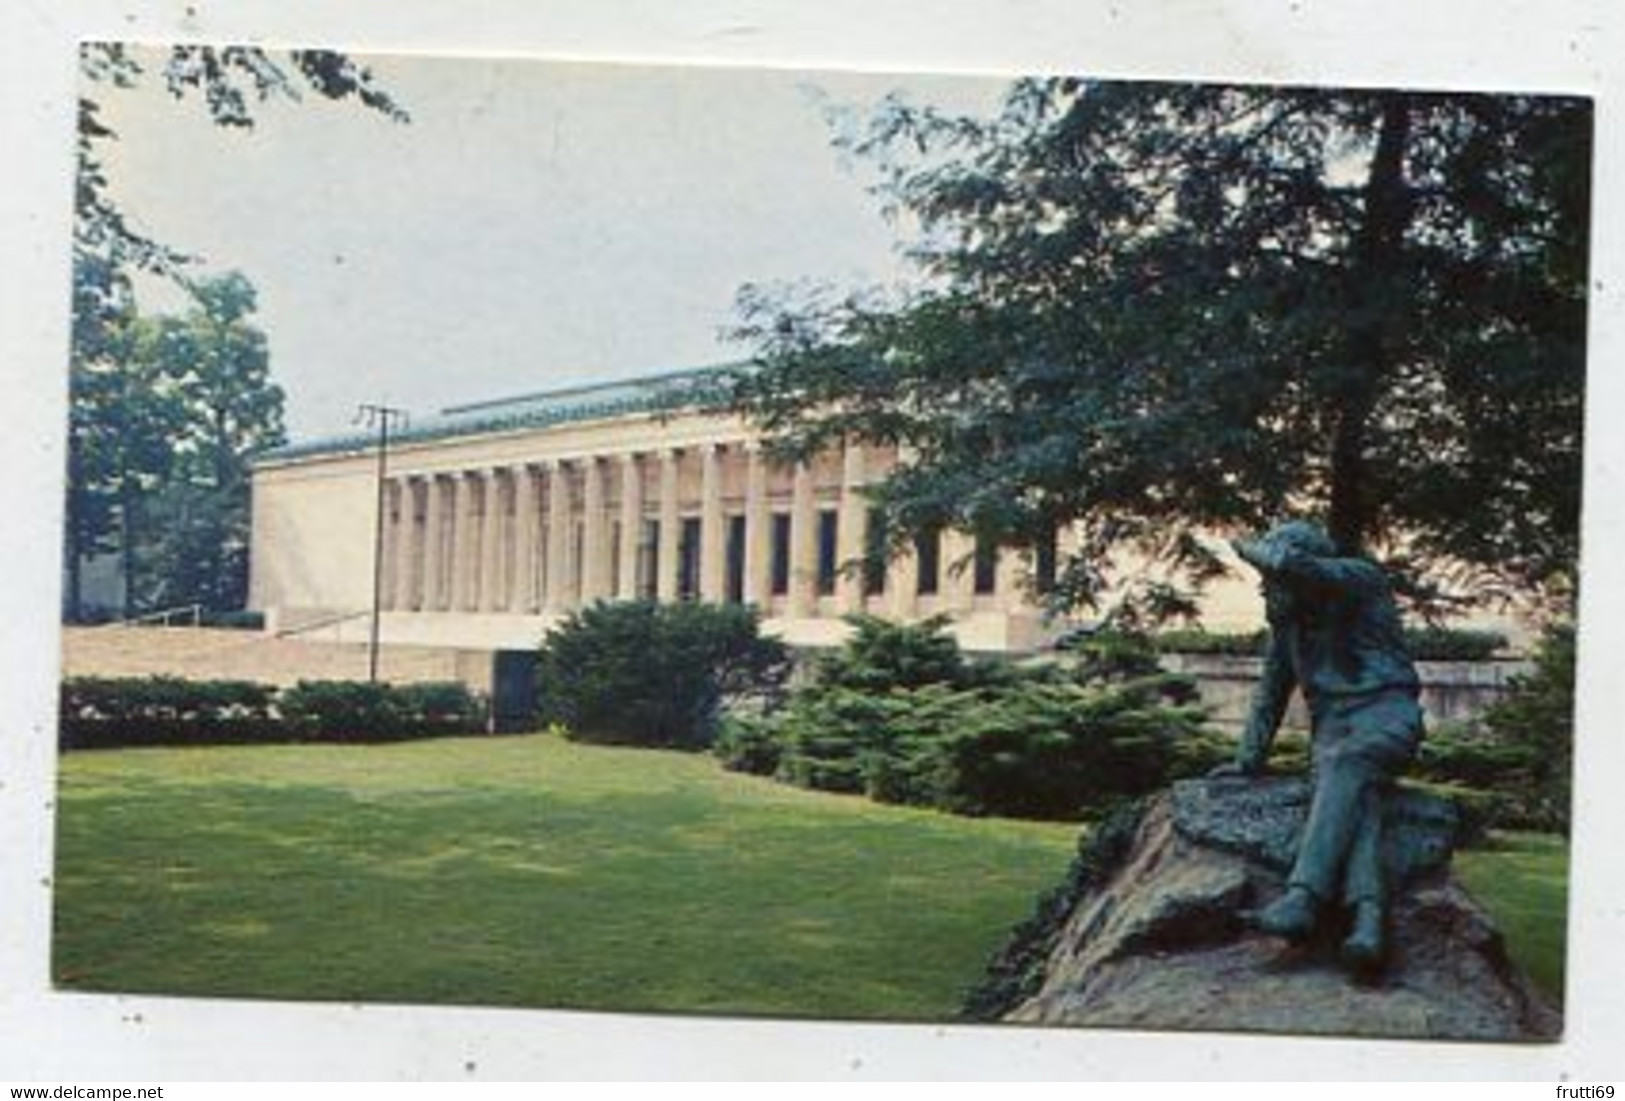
[61,625,499,695]
[1159,651,1532,732]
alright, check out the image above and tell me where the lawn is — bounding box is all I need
[52,735,1570,1019]
[1455,831,1570,1004]
[52,733,1079,1020]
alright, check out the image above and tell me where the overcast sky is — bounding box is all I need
[94,50,1007,439]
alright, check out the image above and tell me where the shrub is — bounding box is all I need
[713,714,784,776]
[1479,623,1574,833]
[762,653,1211,821]
[815,614,969,691]
[537,600,791,749]
[391,681,488,737]
[1407,625,1576,834]
[58,677,487,749]
[59,676,279,749]
[771,687,902,794]
[1402,626,1511,662]
[1151,626,1509,662]
[934,678,1209,819]
[279,680,486,742]
[198,609,267,631]
[1150,629,1270,657]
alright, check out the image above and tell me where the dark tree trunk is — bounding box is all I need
[119,478,137,619]
[63,519,84,622]
[1328,95,1413,554]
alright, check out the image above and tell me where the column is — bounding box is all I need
[581,457,610,602]
[450,472,477,611]
[391,477,417,611]
[545,461,573,612]
[699,444,726,602]
[888,446,919,619]
[616,454,643,600]
[888,544,919,619]
[376,480,398,612]
[657,450,680,603]
[996,544,1026,605]
[742,443,771,607]
[943,529,978,614]
[513,465,542,612]
[478,469,504,612]
[835,443,868,614]
[423,475,447,611]
[788,460,817,617]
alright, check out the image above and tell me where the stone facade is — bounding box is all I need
[249,366,1533,658]
[250,368,1066,652]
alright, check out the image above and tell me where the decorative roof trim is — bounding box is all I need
[254,362,746,466]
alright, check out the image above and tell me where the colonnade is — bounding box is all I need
[376,441,1021,620]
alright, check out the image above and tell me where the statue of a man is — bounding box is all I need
[1213,520,1424,967]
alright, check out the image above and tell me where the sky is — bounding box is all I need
[93,50,1007,439]
[9,0,1623,1081]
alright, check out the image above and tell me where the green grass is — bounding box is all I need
[1456,830,1570,1004]
[52,733,1078,1020]
[52,735,1571,1019]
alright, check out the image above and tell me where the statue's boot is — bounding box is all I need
[1254,885,1319,942]
[1341,900,1385,969]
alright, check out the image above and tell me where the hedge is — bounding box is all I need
[1150,626,1510,662]
[59,677,279,749]
[59,676,487,750]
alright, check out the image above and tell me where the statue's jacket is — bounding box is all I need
[1240,549,1423,769]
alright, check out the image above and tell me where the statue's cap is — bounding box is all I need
[1263,520,1337,558]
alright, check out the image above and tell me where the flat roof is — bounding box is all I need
[255,362,742,465]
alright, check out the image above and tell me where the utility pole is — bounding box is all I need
[357,402,408,682]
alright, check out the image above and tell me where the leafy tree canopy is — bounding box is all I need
[730,80,1591,623]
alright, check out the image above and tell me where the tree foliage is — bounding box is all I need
[65,273,287,616]
[730,80,1591,620]
[66,44,405,619]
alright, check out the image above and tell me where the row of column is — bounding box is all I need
[377,443,1014,618]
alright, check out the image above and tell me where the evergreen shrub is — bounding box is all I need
[723,618,1214,821]
[537,600,791,749]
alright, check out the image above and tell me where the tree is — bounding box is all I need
[137,273,287,612]
[730,81,1591,621]
[75,44,407,288]
[65,44,406,619]
[64,273,284,617]
[63,271,185,619]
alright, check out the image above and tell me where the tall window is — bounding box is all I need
[862,507,887,596]
[726,515,747,604]
[770,513,792,597]
[572,522,585,603]
[816,509,839,596]
[638,519,659,599]
[678,517,702,601]
[915,527,941,596]
[974,533,998,596]
[1035,524,1058,595]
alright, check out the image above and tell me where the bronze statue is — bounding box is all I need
[1211,520,1424,967]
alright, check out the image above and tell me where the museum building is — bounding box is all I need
[249,365,1127,653]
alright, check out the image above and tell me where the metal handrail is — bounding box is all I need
[273,608,371,638]
[98,603,204,629]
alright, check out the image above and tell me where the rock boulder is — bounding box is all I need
[967,778,1560,1041]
